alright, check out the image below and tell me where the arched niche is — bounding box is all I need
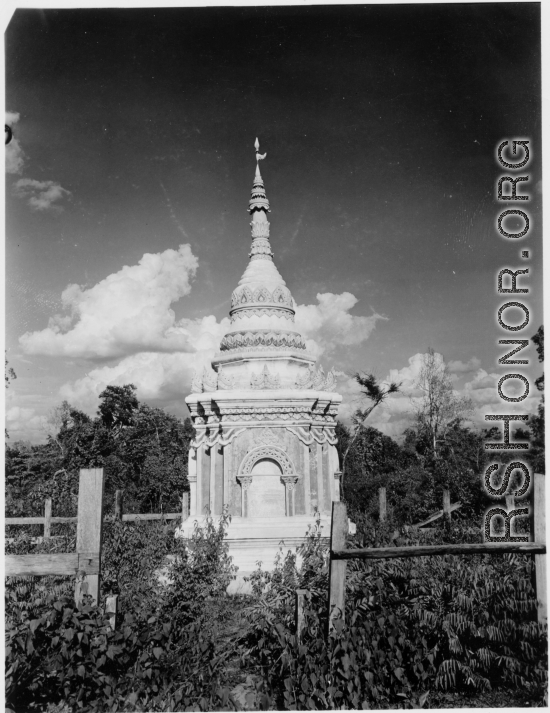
[237,446,298,518]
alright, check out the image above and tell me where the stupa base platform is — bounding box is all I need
[177,514,331,592]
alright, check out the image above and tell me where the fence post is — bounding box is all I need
[44,498,52,539]
[106,594,119,630]
[379,487,387,522]
[75,469,105,607]
[443,490,451,530]
[295,588,307,642]
[531,473,546,624]
[114,490,124,522]
[328,501,348,631]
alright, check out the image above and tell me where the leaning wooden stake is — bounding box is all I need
[531,473,546,624]
[295,589,307,642]
[379,487,387,522]
[105,594,119,630]
[328,501,348,631]
[75,469,105,607]
[443,490,451,530]
[44,498,52,539]
[114,489,124,521]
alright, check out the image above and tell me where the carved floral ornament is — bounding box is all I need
[190,422,337,450]
[238,445,296,476]
[190,363,339,394]
[250,364,280,390]
[230,306,294,322]
[230,285,293,310]
[250,221,270,238]
[220,329,306,352]
[237,475,253,490]
[253,427,283,446]
[281,475,299,491]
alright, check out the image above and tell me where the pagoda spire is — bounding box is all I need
[248,138,273,260]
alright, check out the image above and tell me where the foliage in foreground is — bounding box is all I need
[239,521,548,709]
[5,514,238,712]
[5,516,548,711]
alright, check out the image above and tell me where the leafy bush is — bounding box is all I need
[101,519,177,606]
[239,521,547,709]
[5,513,240,712]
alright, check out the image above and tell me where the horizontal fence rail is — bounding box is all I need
[5,552,100,577]
[327,474,547,631]
[332,541,546,560]
[6,516,78,525]
[5,488,190,537]
[5,469,105,607]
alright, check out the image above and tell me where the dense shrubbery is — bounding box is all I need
[5,511,548,711]
[4,330,546,709]
[6,385,194,519]
[238,519,547,710]
[6,514,239,712]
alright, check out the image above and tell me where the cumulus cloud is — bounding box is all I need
[341,352,540,441]
[447,357,482,374]
[20,245,201,359]
[295,292,386,357]
[57,291,376,415]
[6,111,25,174]
[60,347,219,416]
[6,406,46,442]
[14,178,71,212]
[17,244,392,424]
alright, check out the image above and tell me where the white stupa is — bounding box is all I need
[180,140,343,579]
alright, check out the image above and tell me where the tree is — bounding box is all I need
[98,384,139,433]
[414,349,473,458]
[5,356,16,389]
[42,400,73,455]
[5,388,196,518]
[340,373,401,499]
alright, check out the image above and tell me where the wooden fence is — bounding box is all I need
[327,473,547,631]
[5,471,189,626]
[5,487,190,541]
[5,469,104,608]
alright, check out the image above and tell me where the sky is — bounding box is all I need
[4,3,544,444]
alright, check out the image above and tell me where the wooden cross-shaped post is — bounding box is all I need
[328,501,348,631]
[75,469,104,607]
[379,487,387,522]
[531,473,546,624]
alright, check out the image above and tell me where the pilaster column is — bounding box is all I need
[333,470,342,502]
[223,440,232,512]
[238,476,253,517]
[316,442,324,513]
[188,447,198,517]
[281,475,299,516]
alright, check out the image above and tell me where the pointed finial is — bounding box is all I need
[255,137,266,163]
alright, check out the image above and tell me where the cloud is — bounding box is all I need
[58,313,230,414]
[6,406,46,442]
[295,292,386,357]
[17,244,391,427]
[57,291,378,416]
[337,352,540,442]
[14,179,71,212]
[20,245,201,359]
[60,349,216,416]
[447,357,482,374]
